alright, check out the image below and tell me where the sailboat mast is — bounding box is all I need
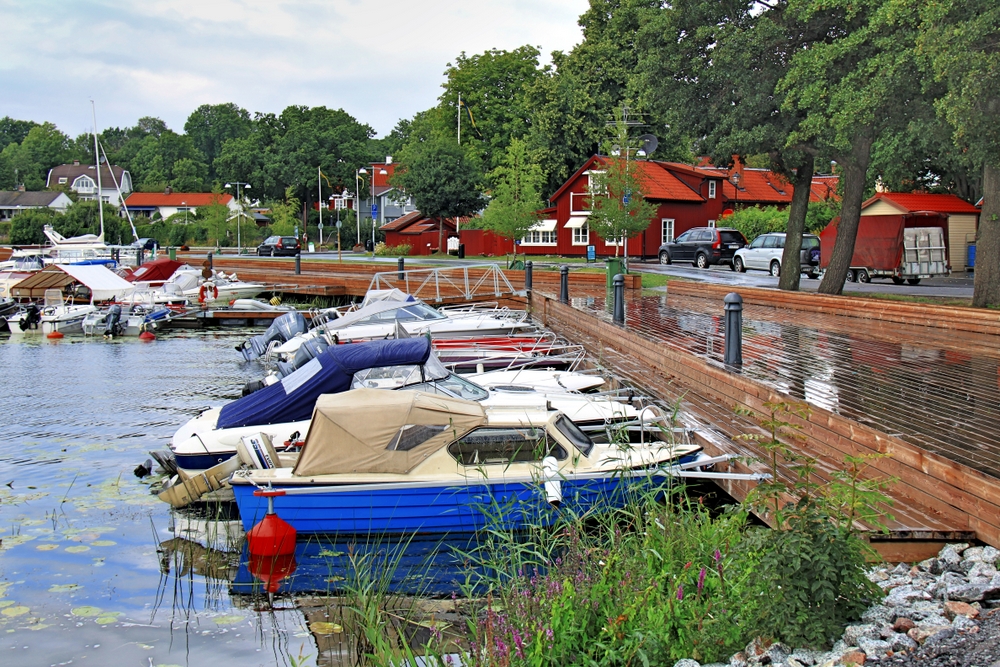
[91,100,105,242]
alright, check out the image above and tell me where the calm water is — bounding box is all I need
[0,330,324,667]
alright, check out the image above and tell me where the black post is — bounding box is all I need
[524,261,533,293]
[137,248,144,267]
[559,266,569,303]
[398,257,405,280]
[295,254,301,275]
[613,274,625,324]
[206,252,213,271]
[724,292,743,368]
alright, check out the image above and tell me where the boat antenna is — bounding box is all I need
[100,140,138,242]
[90,100,105,243]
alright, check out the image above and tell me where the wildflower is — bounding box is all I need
[713,549,722,563]
[676,583,684,601]
[683,561,692,570]
[697,567,706,592]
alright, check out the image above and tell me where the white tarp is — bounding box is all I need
[58,264,135,301]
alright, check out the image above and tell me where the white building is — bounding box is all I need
[46,162,132,206]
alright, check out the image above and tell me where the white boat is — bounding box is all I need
[466,368,605,393]
[120,267,265,307]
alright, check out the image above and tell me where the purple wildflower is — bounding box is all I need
[676,583,684,601]
[714,548,722,562]
[698,567,706,592]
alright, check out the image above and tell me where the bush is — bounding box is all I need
[373,242,411,256]
[723,201,843,242]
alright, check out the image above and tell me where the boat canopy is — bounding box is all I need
[123,258,184,283]
[293,389,486,476]
[11,264,134,300]
[216,337,433,430]
[360,288,414,307]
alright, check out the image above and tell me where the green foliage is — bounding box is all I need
[373,242,411,257]
[722,206,790,243]
[0,117,38,150]
[478,138,545,243]
[131,128,209,192]
[184,103,251,179]
[58,201,130,245]
[0,122,79,190]
[194,193,235,246]
[268,187,302,237]
[393,138,485,220]
[9,207,59,244]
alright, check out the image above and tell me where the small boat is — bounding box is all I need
[120,266,266,307]
[465,368,605,393]
[81,302,188,337]
[229,388,704,535]
[39,289,96,335]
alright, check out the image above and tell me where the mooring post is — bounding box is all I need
[524,261,533,293]
[613,274,625,324]
[295,254,301,275]
[398,257,405,280]
[724,292,743,368]
[137,248,144,267]
[207,252,213,271]
[559,266,569,303]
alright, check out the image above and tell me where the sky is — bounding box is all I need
[0,0,588,139]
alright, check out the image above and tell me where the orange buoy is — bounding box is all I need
[247,489,296,557]
[46,331,64,339]
[138,331,156,341]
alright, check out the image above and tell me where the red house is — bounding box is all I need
[383,212,471,255]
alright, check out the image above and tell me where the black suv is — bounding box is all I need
[658,227,748,269]
[257,235,300,256]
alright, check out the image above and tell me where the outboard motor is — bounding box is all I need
[275,337,330,378]
[103,304,124,338]
[235,311,308,361]
[19,304,41,332]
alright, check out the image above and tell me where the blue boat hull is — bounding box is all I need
[232,472,666,535]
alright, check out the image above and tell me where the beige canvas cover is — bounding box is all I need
[292,388,486,477]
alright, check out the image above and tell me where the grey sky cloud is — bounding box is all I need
[0,0,587,138]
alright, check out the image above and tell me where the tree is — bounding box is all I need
[393,138,485,251]
[57,201,129,245]
[184,103,252,180]
[9,208,58,245]
[588,119,658,258]
[130,129,209,192]
[0,117,38,150]
[194,193,233,247]
[267,187,302,237]
[916,0,1000,307]
[0,122,78,190]
[478,138,545,250]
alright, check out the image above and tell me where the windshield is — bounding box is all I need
[407,373,490,401]
[554,415,594,457]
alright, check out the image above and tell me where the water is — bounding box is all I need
[0,330,323,667]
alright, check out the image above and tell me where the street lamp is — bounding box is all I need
[181,201,187,225]
[356,168,367,245]
[371,167,388,254]
[225,181,251,254]
[730,172,740,212]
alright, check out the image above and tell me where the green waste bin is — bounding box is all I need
[168,247,176,261]
[606,257,623,288]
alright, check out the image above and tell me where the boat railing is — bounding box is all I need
[368,264,518,303]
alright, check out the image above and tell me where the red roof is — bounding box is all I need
[125,192,233,207]
[382,210,471,235]
[862,192,980,215]
[369,163,398,196]
[380,210,423,231]
[629,160,703,202]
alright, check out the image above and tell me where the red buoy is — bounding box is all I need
[138,331,156,341]
[46,331,64,339]
[247,489,296,557]
[248,552,297,593]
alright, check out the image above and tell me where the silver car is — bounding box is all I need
[733,232,821,278]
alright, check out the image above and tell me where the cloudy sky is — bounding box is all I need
[0,0,588,138]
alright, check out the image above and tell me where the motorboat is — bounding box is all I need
[229,388,705,535]
[81,302,188,337]
[120,267,266,307]
[39,290,97,335]
[168,338,656,479]
[465,368,605,393]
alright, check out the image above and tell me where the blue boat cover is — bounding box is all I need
[217,337,431,429]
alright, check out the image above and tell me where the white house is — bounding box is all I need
[46,161,132,206]
[0,190,74,221]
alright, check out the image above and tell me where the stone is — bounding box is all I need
[963,546,986,562]
[857,637,891,658]
[674,660,701,667]
[943,600,980,619]
[729,652,748,667]
[764,642,791,666]
[837,650,867,666]
[982,546,1000,564]
[907,625,952,644]
[915,614,952,628]
[878,622,895,639]
[968,562,999,580]
[917,558,936,571]
[744,638,768,663]
[924,627,956,644]
[862,605,895,624]
[940,543,971,557]
[947,583,987,602]
[842,624,878,646]
[868,569,890,583]
[887,632,918,652]
[885,585,932,607]
[892,617,916,633]
[891,562,911,576]
[790,649,823,666]
[952,614,978,632]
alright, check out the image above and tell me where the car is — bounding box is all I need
[657,227,748,269]
[257,235,300,257]
[131,237,157,251]
[733,232,821,278]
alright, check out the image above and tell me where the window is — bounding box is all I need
[749,236,765,249]
[586,170,607,195]
[58,177,68,185]
[661,219,675,245]
[386,424,450,452]
[334,198,346,210]
[524,230,556,245]
[707,219,716,228]
[554,415,594,457]
[448,427,567,465]
[708,181,717,199]
[802,236,820,250]
[763,236,780,249]
[572,222,589,245]
[674,230,692,243]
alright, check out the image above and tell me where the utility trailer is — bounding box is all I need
[819,215,950,285]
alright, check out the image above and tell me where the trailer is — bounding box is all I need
[819,213,950,286]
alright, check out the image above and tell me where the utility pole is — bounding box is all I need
[458,92,461,145]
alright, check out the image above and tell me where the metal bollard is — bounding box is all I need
[524,261,533,293]
[295,253,301,275]
[398,257,405,280]
[613,274,625,324]
[724,292,743,368]
[137,248,144,266]
[207,252,213,271]
[559,266,569,303]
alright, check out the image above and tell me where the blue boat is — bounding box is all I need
[230,388,706,535]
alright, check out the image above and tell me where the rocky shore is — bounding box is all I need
[673,544,1000,667]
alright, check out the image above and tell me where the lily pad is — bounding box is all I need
[1,606,29,617]
[212,615,245,626]
[0,601,13,608]
[35,544,59,551]
[91,540,116,547]
[71,606,103,617]
[65,545,91,553]
[95,614,120,625]
[48,584,81,593]
[310,621,343,635]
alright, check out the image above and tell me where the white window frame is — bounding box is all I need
[586,170,607,196]
[708,181,717,199]
[522,230,557,246]
[58,177,68,185]
[707,219,716,228]
[661,218,675,245]
[572,222,589,246]
[334,198,347,210]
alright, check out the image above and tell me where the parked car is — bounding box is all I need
[658,227,748,269]
[257,235,300,257]
[733,232,821,278]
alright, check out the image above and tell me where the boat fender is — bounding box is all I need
[543,456,562,507]
[198,282,219,303]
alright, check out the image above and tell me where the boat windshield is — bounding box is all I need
[356,303,445,324]
[407,373,490,401]
[554,415,594,457]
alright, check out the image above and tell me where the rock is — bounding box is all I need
[837,650,866,666]
[764,642,791,665]
[907,625,952,644]
[856,637,891,658]
[885,585,932,606]
[887,632,918,652]
[744,638,768,663]
[842,624,878,646]
[674,660,701,667]
[915,614,952,628]
[968,562,999,580]
[947,582,987,602]
[729,652,748,667]
[941,542,971,557]
[892,617,916,633]
[868,569,890,583]
[951,614,978,632]
[924,627,956,644]
[703,664,728,667]
[862,605,895,624]
[891,562,910,576]
[982,546,1000,564]
[943,600,980,619]
[917,557,936,571]
[963,546,986,562]
[790,649,823,666]
[878,622,895,639]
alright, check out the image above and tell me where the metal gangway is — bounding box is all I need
[368,263,518,303]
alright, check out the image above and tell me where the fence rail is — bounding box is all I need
[368,263,518,302]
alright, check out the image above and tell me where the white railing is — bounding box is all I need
[368,263,518,302]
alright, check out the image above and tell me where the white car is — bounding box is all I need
[733,232,821,278]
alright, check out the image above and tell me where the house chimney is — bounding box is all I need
[17,184,25,193]
[164,185,173,195]
[385,156,392,165]
[73,160,80,166]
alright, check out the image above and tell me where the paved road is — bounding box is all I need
[632,262,976,299]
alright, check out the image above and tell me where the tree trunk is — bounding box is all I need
[438,218,444,253]
[972,161,1000,308]
[778,155,815,292]
[818,130,874,295]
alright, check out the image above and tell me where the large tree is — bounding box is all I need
[184,103,252,180]
[0,122,78,190]
[478,138,546,250]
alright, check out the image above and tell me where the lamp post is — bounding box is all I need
[181,201,187,225]
[356,168,367,246]
[730,172,740,212]
[371,166,388,254]
[225,182,251,254]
